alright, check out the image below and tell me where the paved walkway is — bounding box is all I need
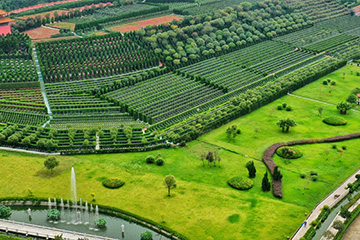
[288,93,360,113]
[33,47,53,119]
[291,169,360,240]
[0,219,117,240]
[0,147,59,156]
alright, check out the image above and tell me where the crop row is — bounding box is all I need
[274,26,339,47]
[0,87,46,113]
[344,27,360,37]
[105,73,224,123]
[249,50,314,75]
[327,38,360,59]
[287,0,348,23]
[218,40,294,67]
[180,58,263,90]
[316,15,360,33]
[0,110,49,126]
[36,33,158,82]
[49,114,143,129]
[0,59,38,83]
[65,4,152,24]
[304,34,358,53]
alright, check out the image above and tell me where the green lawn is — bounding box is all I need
[1,66,360,240]
[293,64,360,110]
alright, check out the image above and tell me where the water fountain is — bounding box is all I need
[60,198,66,223]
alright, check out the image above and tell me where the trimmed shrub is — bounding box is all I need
[146,155,155,164]
[102,177,125,189]
[276,147,302,159]
[277,105,283,110]
[228,177,253,190]
[282,103,287,108]
[323,116,347,126]
[0,205,11,219]
[286,106,292,111]
[310,171,318,176]
[47,209,60,221]
[94,218,107,229]
[156,158,164,166]
[300,173,306,179]
[311,175,318,182]
[141,231,153,240]
[322,80,328,85]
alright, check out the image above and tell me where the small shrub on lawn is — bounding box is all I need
[323,116,347,126]
[331,81,336,86]
[322,80,328,85]
[227,177,253,190]
[282,103,287,108]
[277,105,283,110]
[286,106,292,111]
[276,147,302,159]
[300,173,306,179]
[311,175,318,182]
[342,146,347,150]
[146,155,155,164]
[102,177,125,189]
[332,144,337,149]
[156,158,164,166]
[310,171,318,176]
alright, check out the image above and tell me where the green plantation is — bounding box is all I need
[1,0,360,239]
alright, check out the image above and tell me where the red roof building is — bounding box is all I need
[0,9,14,36]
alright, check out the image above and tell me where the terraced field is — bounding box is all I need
[304,34,358,53]
[0,87,46,113]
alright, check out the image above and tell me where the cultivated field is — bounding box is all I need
[109,15,183,32]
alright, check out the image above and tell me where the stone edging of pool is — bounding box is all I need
[0,198,188,240]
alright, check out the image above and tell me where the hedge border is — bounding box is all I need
[262,132,360,198]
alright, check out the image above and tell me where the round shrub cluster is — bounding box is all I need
[102,177,125,189]
[94,218,107,229]
[276,147,303,159]
[146,155,155,164]
[47,209,60,221]
[323,116,347,126]
[0,205,11,219]
[227,177,253,190]
[141,231,153,240]
[156,158,164,166]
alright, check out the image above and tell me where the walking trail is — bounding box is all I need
[291,169,360,240]
[0,147,59,156]
[287,93,360,113]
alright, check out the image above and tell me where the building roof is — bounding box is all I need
[0,9,7,15]
[0,17,14,24]
[0,25,11,36]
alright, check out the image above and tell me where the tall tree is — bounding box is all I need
[245,161,256,178]
[262,172,271,192]
[164,175,176,196]
[44,156,59,174]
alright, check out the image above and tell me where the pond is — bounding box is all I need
[8,206,170,240]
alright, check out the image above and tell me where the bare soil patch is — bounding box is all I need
[109,15,183,32]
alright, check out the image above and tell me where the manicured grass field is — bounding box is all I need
[293,64,360,110]
[1,66,360,240]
